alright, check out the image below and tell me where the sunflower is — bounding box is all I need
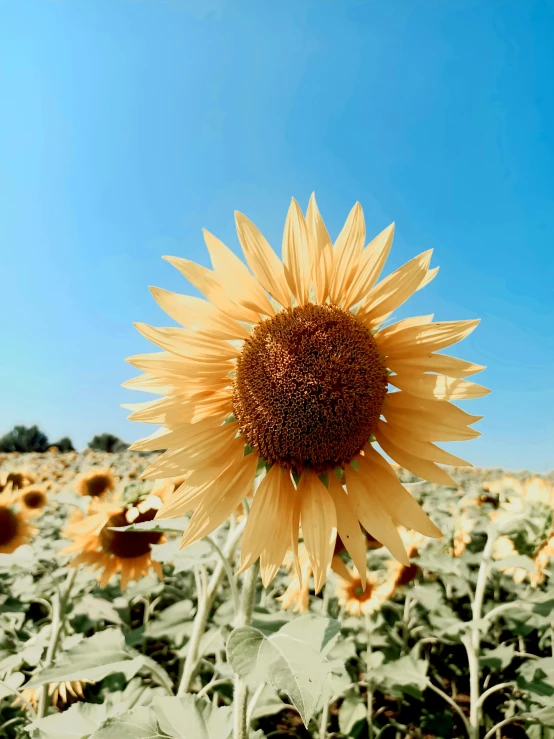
[1,470,36,491]
[493,536,530,585]
[75,468,116,499]
[13,680,91,710]
[335,567,393,617]
[383,529,424,590]
[63,495,165,589]
[19,485,48,517]
[125,195,488,589]
[0,486,36,554]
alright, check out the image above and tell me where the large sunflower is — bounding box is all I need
[125,195,488,589]
[63,495,165,589]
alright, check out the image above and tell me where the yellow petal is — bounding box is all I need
[203,229,275,316]
[282,198,311,306]
[125,351,235,381]
[331,556,357,582]
[384,391,483,425]
[133,323,240,362]
[382,405,481,442]
[149,288,250,340]
[357,448,442,538]
[163,256,261,323]
[418,266,439,290]
[305,193,333,303]
[235,211,291,307]
[179,452,258,548]
[387,353,486,379]
[376,319,480,358]
[122,374,176,396]
[343,223,395,309]
[358,250,433,326]
[239,465,281,572]
[328,202,366,305]
[345,466,409,565]
[327,474,367,589]
[377,420,472,467]
[372,314,434,339]
[298,473,337,593]
[375,427,458,486]
[389,373,491,400]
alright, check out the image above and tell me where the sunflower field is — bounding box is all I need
[1,450,554,739]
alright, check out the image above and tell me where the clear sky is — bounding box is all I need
[1,0,553,472]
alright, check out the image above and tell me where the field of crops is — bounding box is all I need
[1,450,554,739]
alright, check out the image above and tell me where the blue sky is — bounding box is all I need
[1,0,552,471]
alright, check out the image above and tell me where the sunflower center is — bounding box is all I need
[233,304,388,473]
[100,509,163,559]
[350,580,373,601]
[22,491,45,509]
[86,476,111,497]
[0,507,19,546]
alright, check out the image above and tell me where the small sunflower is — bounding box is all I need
[125,195,488,589]
[383,529,424,590]
[336,567,393,617]
[0,486,36,554]
[13,679,91,710]
[63,495,165,589]
[75,468,116,499]
[493,536,529,585]
[19,485,48,517]
[1,470,36,491]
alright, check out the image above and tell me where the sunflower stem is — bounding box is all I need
[464,524,497,739]
[37,568,78,718]
[233,560,260,739]
[365,614,374,739]
[177,520,246,695]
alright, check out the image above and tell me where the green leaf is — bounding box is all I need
[152,695,233,738]
[479,644,516,670]
[27,702,108,739]
[491,555,537,572]
[26,630,145,688]
[373,656,429,699]
[110,517,189,534]
[145,601,194,646]
[73,596,124,625]
[409,583,444,612]
[0,670,24,700]
[227,618,338,726]
[518,658,554,698]
[90,708,167,739]
[338,690,366,735]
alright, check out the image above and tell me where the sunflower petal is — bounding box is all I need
[305,193,333,302]
[327,474,367,589]
[149,288,250,339]
[179,452,258,548]
[282,198,311,306]
[384,391,483,425]
[389,373,491,400]
[387,353,486,378]
[235,211,291,307]
[345,467,409,565]
[377,420,472,466]
[358,250,433,326]
[376,320,480,358]
[298,473,337,593]
[133,324,240,362]
[377,428,457,486]
[382,405,481,442]
[358,448,442,538]
[328,202,366,305]
[163,256,260,323]
[203,229,275,316]
[343,223,395,308]
[418,266,439,290]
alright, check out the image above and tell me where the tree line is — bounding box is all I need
[0,425,129,453]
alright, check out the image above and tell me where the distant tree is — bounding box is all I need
[0,425,50,453]
[88,433,128,453]
[51,436,75,452]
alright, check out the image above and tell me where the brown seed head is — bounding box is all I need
[233,304,388,474]
[0,507,19,546]
[100,508,163,559]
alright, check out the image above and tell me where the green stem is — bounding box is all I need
[365,614,374,739]
[426,680,472,736]
[319,683,331,739]
[37,568,78,718]
[464,525,497,739]
[177,521,245,695]
[0,680,37,716]
[233,560,260,739]
[205,534,240,614]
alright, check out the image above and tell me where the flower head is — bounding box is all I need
[0,485,36,554]
[126,195,488,589]
[75,468,116,499]
[63,495,165,589]
[19,485,48,517]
